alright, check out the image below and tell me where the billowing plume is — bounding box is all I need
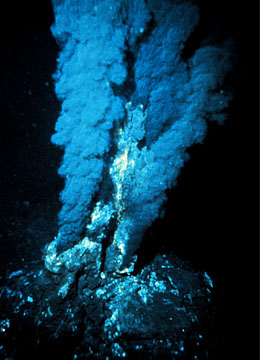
[49,0,232,271]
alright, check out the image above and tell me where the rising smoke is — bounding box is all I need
[49,0,232,271]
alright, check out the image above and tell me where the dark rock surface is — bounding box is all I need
[0,249,215,359]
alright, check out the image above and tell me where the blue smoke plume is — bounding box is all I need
[50,0,232,270]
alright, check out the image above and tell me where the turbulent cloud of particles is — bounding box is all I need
[46,0,233,273]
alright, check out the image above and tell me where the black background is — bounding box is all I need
[0,0,258,359]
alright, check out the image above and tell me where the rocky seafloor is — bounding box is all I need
[0,230,215,360]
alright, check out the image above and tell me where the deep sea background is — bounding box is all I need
[0,0,258,359]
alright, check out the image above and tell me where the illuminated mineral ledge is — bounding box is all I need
[45,236,102,275]
[108,105,147,268]
[86,201,115,238]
